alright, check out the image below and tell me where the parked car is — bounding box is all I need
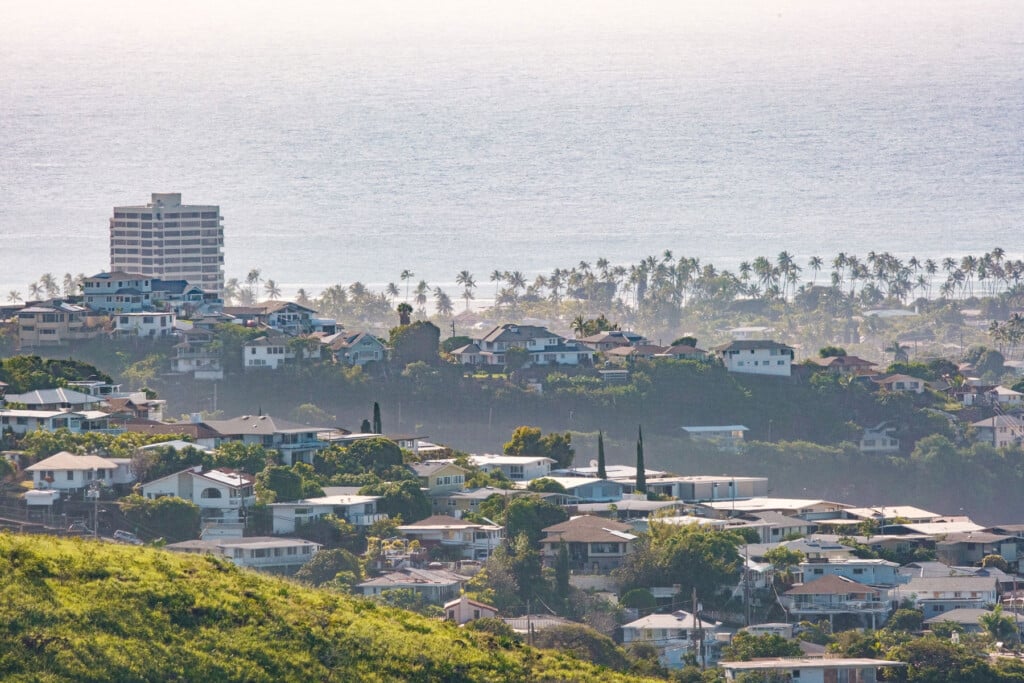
[113,530,143,545]
[67,522,92,534]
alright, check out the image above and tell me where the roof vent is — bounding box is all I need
[241,415,251,420]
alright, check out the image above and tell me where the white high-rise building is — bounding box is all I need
[109,193,224,294]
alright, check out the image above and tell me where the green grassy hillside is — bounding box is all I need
[0,534,653,683]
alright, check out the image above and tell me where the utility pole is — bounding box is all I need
[692,588,705,670]
[527,600,533,647]
[744,544,752,627]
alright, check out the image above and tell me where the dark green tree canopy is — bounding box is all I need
[389,321,441,367]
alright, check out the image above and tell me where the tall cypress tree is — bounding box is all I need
[597,430,607,480]
[372,402,382,434]
[635,425,646,494]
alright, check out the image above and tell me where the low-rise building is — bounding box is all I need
[622,610,721,669]
[326,332,387,367]
[113,311,175,338]
[859,422,901,454]
[539,515,637,572]
[780,575,888,629]
[715,340,794,377]
[24,451,128,492]
[722,658,904,683]
[140,466,255,523]
[971,415,1024,449]
[355,567,470,604]
[409,461,468,495]
[682,425,749,451]
[444,595,498,625]
[165,536,321,574]
[901,575,999,616]
[469,454,555,481]
[872,374,926,394]
[268,494,387,533]
[17,301,99,347]
[205,414,331,466]
[397,515,504,560]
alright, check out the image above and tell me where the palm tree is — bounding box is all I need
[39,273,59,298]
[397,302,413,325]
[455,271,476,311]
[62,273,75,298]
[885,340,910,363]
[28,281,43,300]
[385,283,400,303]
[7,290,22,303]
[490,270,505,299]
[808,256,823,286]
[263,279,282,301]
[434,288,454,318]
[245,268,261,303]
[414,280,429,313]
[400,270,414,301]
[295,288,311,306]
[222,278,240,305]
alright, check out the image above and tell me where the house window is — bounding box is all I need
[67,471,74,480]
[853,568,864,575]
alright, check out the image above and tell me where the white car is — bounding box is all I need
[113,530,143,545]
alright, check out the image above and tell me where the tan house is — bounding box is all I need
[17,301,99,347]
[409,461,468,495]
[539,515,637,572]
[444,595,498,624]
[872,374,926,394]
[808,355,877,376]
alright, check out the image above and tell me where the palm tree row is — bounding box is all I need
[15,272,87,303]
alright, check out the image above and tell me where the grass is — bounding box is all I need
[0,533,657,682]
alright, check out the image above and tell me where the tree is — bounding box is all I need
[635,425,646,494]
[263,279,282,300]
[389,320,440,367]
[399,269,414,301]
[119,494,200,542]
[526,478,566,493]
[980,554,1009,572]
[979,604,1018,644]
[503,346,531,376]
[342,437,403,475]
[293,548,363,589]
[887,608,924,633]
[555,541,570,599]
[503,426,575,468]
[360,419,372,433]
[818,346,847,358]
[596,430,607,480]
[530,624,631,673]
[722,632,802,661]
[763,546,804,572]
[372,402,382,434]
[255,465,305,504]
[396,302,412,326]
[490,495,568,546]
[359,479,430,523]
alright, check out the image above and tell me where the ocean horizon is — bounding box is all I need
[2,0,1022,300]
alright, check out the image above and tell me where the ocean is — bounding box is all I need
[1,0,1022,299]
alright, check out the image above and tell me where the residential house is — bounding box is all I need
[4,388,105,412]
[682,426,749,451]
[140,466,256,523]
[722,658,904,683]
[923,608,995,635]
[658,344,709,362]
[82,271,156,312]
[355,567,470,604]
[935,532,1017,568]
[172,326,224,380]
[575,498,683,521]
[622,611,721,669]
[0,409,121,436]
[971,415,1024,449]
[113,311,175,338]
[807,355,877,376]
[268,494,387,533]
[119,417,222,449]
[576,330,647,352]
[205,414,331,465]
[901,575,999,616]
[523,476,623,503]
[165,536,320,574]
[714,340,794,377]
[842,506,943,525]
[444,595,498,625]
[243,334,320,370]
[453,324,593,367]
[17,301,99,347]
[104,396,166,422]
[468,454,555,481]
[325,332,387,367]
[780,575,888,629]
[224,300,320,335]
[539,515,637,572]
[644,475,769,503]
[603,344,668,364]
[872,374,926,394]
[859,422,901,454]
[798,558,904,588]
[396,515,504,560]
[730,511,813,543]
[700,497,851,521]
[24,451,129,492]
[409,461,468,495]
[986,386,1024,408]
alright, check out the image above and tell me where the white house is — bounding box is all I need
[859,422,901,454]
[468,454,555,481]
[24,452,128,492]
[243,335,320,370]
[901,575,999,616]
[798,558,904,588]
[140,466,256,523]
[715,340,794,376]
[113,311,175,338]
[521,476,623,503]
[173,327,224,380]
[972,415,1024,448]
[453,324,593,367]
[682,425,749,451]
[3,387,105,412]
[872,374,926,394]
[165,536,320,573]
[0,409,121,436]
[722,658,904,683]
[444,595,498,625]
[268,494,387,534]
[622,611,721,669]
